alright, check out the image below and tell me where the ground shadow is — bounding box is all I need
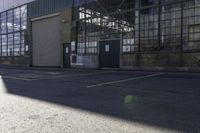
[2,70,200,133]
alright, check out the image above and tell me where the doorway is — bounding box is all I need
[99,39,120,68]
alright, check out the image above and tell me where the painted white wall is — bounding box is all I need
[0,0,35,12]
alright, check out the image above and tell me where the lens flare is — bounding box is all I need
[124,95,134,104]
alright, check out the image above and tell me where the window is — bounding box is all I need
[1,35,7,56]
[0,5,27,57]
[77,41,98,54]
[86,42,97,54]
[160,4,182,51]
[21,5,27,30]
[1,12,7,34]
[7,10,13,33]
[14,32,20,56]
[123,32,135,53]
[188,24,200,49]
[14,8,20,31]
[7,34,13,56]
[183,1,200,50]
[77,43,85,54]
[21,32,25,55]
[140,7,159,51]
[141,0,158,6]
[75,0,200,54]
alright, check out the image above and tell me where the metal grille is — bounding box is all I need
[73,0,200,55]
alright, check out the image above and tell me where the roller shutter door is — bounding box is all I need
[32,15,61,67]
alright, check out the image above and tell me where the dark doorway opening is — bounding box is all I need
[99,39,120,68]
[63,43,71,68]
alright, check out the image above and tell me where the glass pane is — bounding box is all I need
[21,5,27,30]
[14,32,21,56]
[7,10,13,33]
[1,12,7,34]
[21,32,25,55]
[14,8,21,31]
[8,34,13,56]
[1,35,7,56]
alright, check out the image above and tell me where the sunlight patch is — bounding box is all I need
[0,75,7,94]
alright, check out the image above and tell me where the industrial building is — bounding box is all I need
[0,0,200,71]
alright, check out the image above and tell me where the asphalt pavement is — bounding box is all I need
[0,68,200,133]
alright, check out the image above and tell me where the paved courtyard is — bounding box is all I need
[0,68,200,133]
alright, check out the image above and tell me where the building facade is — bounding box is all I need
[0,0,34,12]
[0,0,200,71]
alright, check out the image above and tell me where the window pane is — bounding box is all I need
[8,34,13,56]
[1,35,7,56]
[14,8,21,31]
[7,10,13,33]
[21,5,27,30]
[21,32,25,55]
[0,5,27,57]
[1,12,7,34]
[14,32,20,56]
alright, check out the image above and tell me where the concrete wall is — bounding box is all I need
[0,56,30,66]
[121,52,200,72]
[60,9,72,44]
[60,8,72,67]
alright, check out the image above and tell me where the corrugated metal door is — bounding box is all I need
[32,15,61,67]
